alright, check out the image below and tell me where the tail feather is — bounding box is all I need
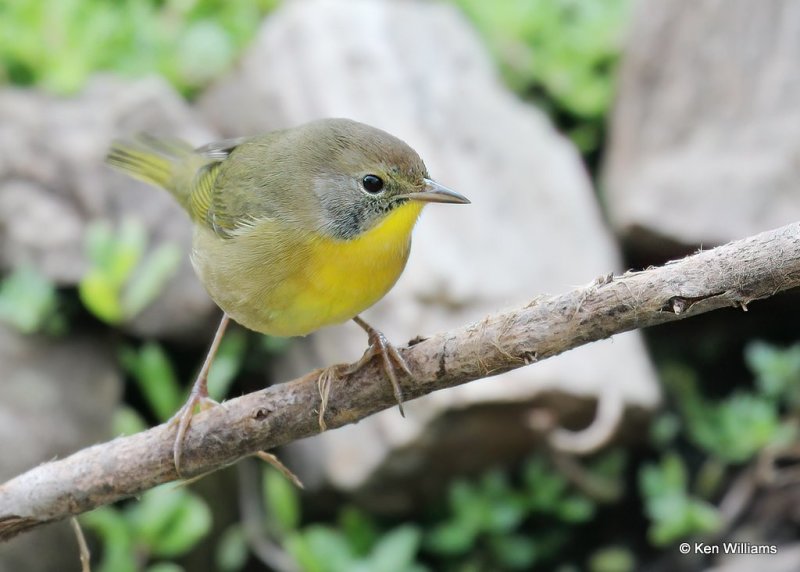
[106,135,195,206]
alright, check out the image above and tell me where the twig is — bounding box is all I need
[70,517,91,572]
[547,387,625,453]
[2,221,800,541]
[254,452,304,490]
[237,460,299,572]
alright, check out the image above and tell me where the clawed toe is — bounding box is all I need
[316,365,339,432]
[316,317,414,432]
[170,393,219,476]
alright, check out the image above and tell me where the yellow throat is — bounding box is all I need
[272,200,425,335]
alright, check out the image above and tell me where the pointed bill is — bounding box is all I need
[406,178,470,204]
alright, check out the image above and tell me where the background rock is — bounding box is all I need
[603,0,800,249]
[0,76,218,338]
[200,0,660,500]
[0,326,121,572]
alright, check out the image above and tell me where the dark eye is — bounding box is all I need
[362,174,384,194]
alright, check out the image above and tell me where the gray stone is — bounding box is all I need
[603,0,800,246]
[0,76,218,338]
[0,326,121,572]
[200,0,660,496]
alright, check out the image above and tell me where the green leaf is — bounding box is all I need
[127,485,212,557]
[81,219,179,323]
[484,495,526,533]
[263,466,301,533]
[687,392,783,463]
[284,531,327,572]
[175,20,235,86]
[367,525,422,572]
[523,457,568,513]
[649,413,681,447]
[588,546,635,572]
[448,480,485,529]
[207,329,248,401]
[0,265,60,334]
[109,219,147,286]
[557,494,595,523]
[85,221,115,267]
[424,520,477,556]
[80,507,137,572]
[665,363,785,463]
[639,453,722,545]
[339,506,379,557]
[488,534,537,570]
[79,269,124,323]
[216,524,249,572]
[298,526,355,572]
[122,242,182,318]
[746,341,800,406]
[120,342,182,421]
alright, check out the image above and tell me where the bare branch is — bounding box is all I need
[2,221,800,541]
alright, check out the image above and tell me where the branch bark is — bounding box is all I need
[3,221,800,541]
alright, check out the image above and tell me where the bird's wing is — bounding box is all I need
[187,137,256,238]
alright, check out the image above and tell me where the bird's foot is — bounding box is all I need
[316,317,412,432]
[169,387,220,477]
[168,313,230,477]
[350,324,412,415]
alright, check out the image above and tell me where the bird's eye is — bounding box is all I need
[362,174,384,194]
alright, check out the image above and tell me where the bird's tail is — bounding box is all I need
[106,135,195,207]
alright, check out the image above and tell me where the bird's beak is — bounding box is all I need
[406,178,470,204]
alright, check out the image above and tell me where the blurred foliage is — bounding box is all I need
[634,341,800,547]
[259,453,629,572]
[117,328,248,430]
[81,484,212,572]
[0,264,65,334]
[0,0,629,158]
[746,340,800,408]
[453,0,631,154]
[79,219,181,324]
[587,546,635,572]
[0,0,277,97]
[639,452,722,546]
[663,364,794,464]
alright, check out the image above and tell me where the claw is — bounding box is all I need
[358,327,410,416]
[316,316,413,431]
[169,391,219,476]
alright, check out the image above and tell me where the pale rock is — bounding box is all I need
[603,0,800,246]
[0,326,121,572]
[0,77,218,337]
[200,0,660,496]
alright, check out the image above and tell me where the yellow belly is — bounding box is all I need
[193,201,424,337]
[272,201,424,334]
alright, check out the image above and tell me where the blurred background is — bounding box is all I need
[1,0,800,571]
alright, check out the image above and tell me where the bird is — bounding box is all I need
[106,117,469,474]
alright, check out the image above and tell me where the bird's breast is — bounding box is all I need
[197,201,425,337]
[287,201,424,329]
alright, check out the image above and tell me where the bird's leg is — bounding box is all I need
[350,315,411,414]
[170,312,230,476]
[317,315,412,431]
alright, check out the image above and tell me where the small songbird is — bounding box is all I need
[106,118,469,473]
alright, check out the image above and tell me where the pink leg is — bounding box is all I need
[170,313,230,475]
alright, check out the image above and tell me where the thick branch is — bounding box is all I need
[3,222,800,541]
